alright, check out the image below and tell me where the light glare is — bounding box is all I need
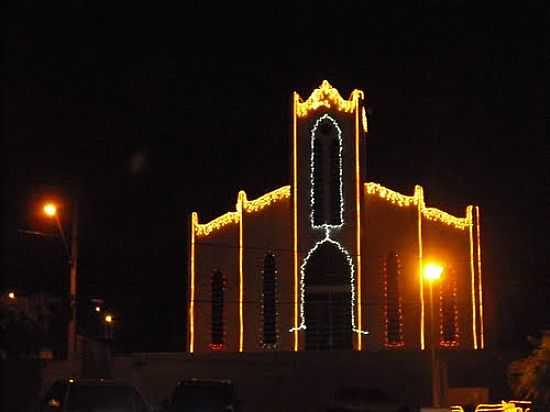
[424,263,443,281]
[43,203,57,217]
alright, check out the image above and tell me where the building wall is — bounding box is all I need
[189,82,484,354]
[242,196,292,352]
[193,220,239,353]
[362,191,420,351]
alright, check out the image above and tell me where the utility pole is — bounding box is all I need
[68,199,79,359]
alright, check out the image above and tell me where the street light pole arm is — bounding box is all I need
[55,214,71,263]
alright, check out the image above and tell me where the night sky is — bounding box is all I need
[3,3,546,353]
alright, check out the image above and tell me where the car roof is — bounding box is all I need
[55,378,136,387]
[176,378,233,386]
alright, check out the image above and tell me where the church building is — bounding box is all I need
[187,81,485,353]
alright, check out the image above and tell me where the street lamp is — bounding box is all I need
[43,200,79,360]
[104,313,114,340]
[8,291,16,300]
[424,262,443,408]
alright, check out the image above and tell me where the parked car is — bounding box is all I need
[159,378,239,412]
[39,378,152,412]
[327,386,412,412]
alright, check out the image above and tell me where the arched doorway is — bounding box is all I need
[303,240,352,350]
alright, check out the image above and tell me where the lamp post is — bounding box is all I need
[43,200,79,360]
[424,262,443,408]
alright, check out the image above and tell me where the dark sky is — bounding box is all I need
[3,3,546,352]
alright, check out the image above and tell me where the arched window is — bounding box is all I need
[262,253,278,347]
[303,241,352,350]
[311,115,343,228]
[210,269,224,350]
[384,251,404,347]
[440,270,459,347]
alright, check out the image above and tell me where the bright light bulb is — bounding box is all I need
[105,314,113,323]
[8,291,15,299]
[43,203,57,217]
[424,263,443,281]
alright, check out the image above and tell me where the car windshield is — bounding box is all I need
[171,383,232,412]
[66,384,143,412]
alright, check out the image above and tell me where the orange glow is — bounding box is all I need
[476,206,485,349]
[355,98,363,350]
[189,212,197,352]
[424,263,443,281]
[295,80,364,117]
[43,203,57,217]
[8,291,15,300]
[104,314,112,323]
[468,206,478,349]
[238,192,244,352]
[292,92,299,351]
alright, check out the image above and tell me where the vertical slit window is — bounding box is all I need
[312,137,325,226]
[311,115,343,228]
[328,137,341,225]
[384,251,404,347]
[210,269,224,349]
[262,252,278,347]
[440,269,459,347]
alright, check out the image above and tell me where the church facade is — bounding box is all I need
[187,81,485,353]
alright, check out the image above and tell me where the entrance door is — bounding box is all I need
[303,241,353,350]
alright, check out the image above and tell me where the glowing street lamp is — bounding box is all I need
[8,291,16,300]
[43,203,57,217]
[43,200,79,360]
[423,262,444,407]
[104,314,114,340]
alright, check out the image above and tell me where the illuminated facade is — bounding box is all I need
[188,81,485,353]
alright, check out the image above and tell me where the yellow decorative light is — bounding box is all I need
[474,402,518,412]
[362,107,368,133]
[194,211,240,237]
[194,186,291,238]
[189,212,197,353]
[365,182,418,207]
[365,182,472,229]
[296,80,364,117]
[468,205,478,350]
[244,185,291,213]
[417,186,425,351]
[238,191,244,352]
[476,206,485,349]
[355,99,363,350]
[422,207,470,229]
[292,92,299,351]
